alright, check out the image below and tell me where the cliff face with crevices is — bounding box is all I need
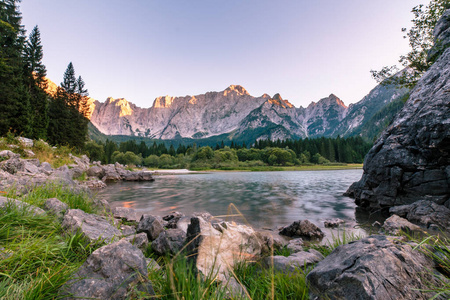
[346,9,450,211]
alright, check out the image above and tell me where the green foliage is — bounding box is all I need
[111,150,143,166]
[233,261,309,299]
[150,256,226,299]
[47,62,90,149]
[0,187,100,300]
[371,0,450,87]
[84,140,105,162]
[0,0,32,137]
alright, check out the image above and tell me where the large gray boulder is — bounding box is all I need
[121,232,148,251]
[43,198,68,220]
[137,214,165,241]
[101,164,122,182]
[346,41,450,212]
[86,166,105,179]
[151,228,186,256]
[62,209,121,243]
[390,200,450,230]
[0,150,19,159]
[186,217,262,282]
[60,240,154,299]
[113,207,139,223]
[307,235,444,300]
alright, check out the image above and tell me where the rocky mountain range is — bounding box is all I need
[86,80,409,142]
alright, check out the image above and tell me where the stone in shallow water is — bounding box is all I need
[279,220,324,240]
[323,218,345,228]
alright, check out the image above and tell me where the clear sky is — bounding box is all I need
[20,0,425,108]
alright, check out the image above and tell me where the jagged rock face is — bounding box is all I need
[346,47,450,211]
[237,93,307,141]
[298,94,347,137]
[428,9,450,61]
[89,85,268,139]
[332,83,409,138]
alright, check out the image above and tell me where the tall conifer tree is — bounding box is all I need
[24,25,49,139]
[0,0,31,136]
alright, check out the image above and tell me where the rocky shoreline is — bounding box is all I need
[1,189,448,299]
[0,142,155,194]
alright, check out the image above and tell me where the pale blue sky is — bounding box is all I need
[20,0,425,108]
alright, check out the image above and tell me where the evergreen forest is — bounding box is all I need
[0,0,90,149]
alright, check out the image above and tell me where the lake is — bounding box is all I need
[98,169,381,237]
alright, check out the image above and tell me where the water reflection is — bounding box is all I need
[98,169,374,235]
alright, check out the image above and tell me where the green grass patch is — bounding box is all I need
[233,261,309,300]
[0,202,97,300]
[17,183,99,214]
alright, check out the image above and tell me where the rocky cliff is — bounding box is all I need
[346,10,450,211]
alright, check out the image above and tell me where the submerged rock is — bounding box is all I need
[279,220,324,240]
[60,240,154,299]
[324,218,345,228]
[307,235,444,300]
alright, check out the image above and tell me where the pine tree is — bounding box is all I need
[0,0,31,136]
[61,62,76,94]
[24,25,49,139]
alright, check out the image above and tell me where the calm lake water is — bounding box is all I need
[98,169,380,237]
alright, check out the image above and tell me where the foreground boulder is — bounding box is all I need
[279,220,324,240]
[345,16,450,212]
[62,209,121,243]
[307,235,443,300]
[151,228,186,256]
[60,240,154,299]
[137,214,165,241]
[390,200,450,230]
[186,217,262,281]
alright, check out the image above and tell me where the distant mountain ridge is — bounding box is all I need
[84,80,408,142]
